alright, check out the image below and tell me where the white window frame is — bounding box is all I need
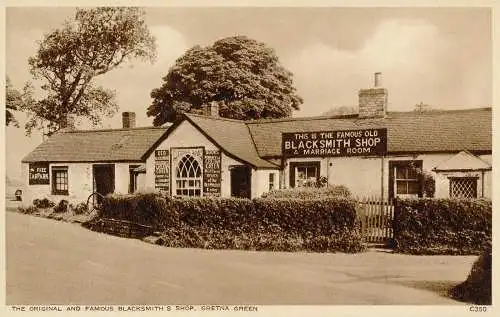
[393,164,420,198]
[174,154,203,197]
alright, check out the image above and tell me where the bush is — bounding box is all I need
[54,200,69,213]
[100,193,175,229]
[18,205,38,214]
[393,198,491,255]
[450,241,492,304]
[261,185,351,199]
[70,202,88,215]
[159,227,364,253]
[99,193,364,253]
[252,198,357,236]
[33,198,55,209]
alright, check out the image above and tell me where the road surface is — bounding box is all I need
[6,212,476,305]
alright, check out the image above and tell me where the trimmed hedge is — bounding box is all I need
[261,185,351,199]
[393,198,491,255]
[99,193,364,253]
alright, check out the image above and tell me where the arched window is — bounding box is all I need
[175,154,202,197]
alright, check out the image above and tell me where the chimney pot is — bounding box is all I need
[374,72,382,87]
[122,112,136,129]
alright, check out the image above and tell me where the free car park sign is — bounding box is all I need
[29,163,50,185]
[282,128,387,157]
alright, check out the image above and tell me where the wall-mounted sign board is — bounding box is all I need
[154,149,170,194]
[203,149,221,197]
[29,163,50,185]
[282,128,387,157]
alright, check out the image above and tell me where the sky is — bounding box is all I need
[4,6,492,181]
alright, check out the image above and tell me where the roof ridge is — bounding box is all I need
[185,113,248,124]
[246,107,492,125]
[245,120,266,161]
[62,126,168,133]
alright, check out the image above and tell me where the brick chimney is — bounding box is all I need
[202,101,220,117]
[122,112,136,129]
[358,72,388,118]
[59,114,76,131]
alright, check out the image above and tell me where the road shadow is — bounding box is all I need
[393,280,459,300]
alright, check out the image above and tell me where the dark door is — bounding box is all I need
[230,166,251,199]
[93,164,115,199]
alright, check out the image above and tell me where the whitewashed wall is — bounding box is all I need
[22,162,92,205]
[144,120,244,197]
[22,161,137,205]
[251,169,280,198]
[282,153,492,199]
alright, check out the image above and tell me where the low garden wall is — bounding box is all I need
[393,198,492,255]
[98,193,365,253]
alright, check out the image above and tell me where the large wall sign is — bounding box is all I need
[282,128,387,157]
[29,163,50,185]
[203,149,222,197]
[154,149,170,194]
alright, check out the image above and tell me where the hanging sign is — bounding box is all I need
[203,149,221,197]
[282,128,387,157]
[29,163,50,185]
[154,149,170,194]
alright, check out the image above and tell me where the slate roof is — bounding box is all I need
[433,150,492,171]
[22,127,168,163]
[22,107,492,168]
[185,114,278,168]
[246,108,492,157]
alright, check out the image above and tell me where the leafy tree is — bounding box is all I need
[147,36,303,124]
[22,7,156,136]
[5,77,21,127]
[321,106,358,117]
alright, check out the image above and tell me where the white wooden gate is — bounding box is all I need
[356,196,394,244]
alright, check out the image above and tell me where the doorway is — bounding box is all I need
[230,165,251,198]
[93,164,115,200]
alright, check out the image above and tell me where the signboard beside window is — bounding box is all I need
[154,150,170,194]
[282,128,387,157]
[203,149,222,197]
[29,163,50,185]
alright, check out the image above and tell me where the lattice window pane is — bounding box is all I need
[450,178,477,198]
[175,154,202,197]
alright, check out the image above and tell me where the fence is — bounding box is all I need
[355,196,394,244]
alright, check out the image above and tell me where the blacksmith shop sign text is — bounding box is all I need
[282,128,387,157]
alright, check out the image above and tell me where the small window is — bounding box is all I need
[289,161,320,188]
[296,166,317,187]
[52,166,68,195]
[389,160,423,199]
[269,173,276,191]
[450,177,477,198]
[394,164,420,196]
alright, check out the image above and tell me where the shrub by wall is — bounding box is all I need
[100,193,176,229]
[261,185,351,199]
[33,198,55,209]
[17,200,93,223]
[449,240,492,305]
[99,193,364,253]
[393,198,491,255]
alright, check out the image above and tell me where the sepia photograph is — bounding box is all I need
[3,1,494,314]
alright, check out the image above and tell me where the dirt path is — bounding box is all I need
[6,211,475,305]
